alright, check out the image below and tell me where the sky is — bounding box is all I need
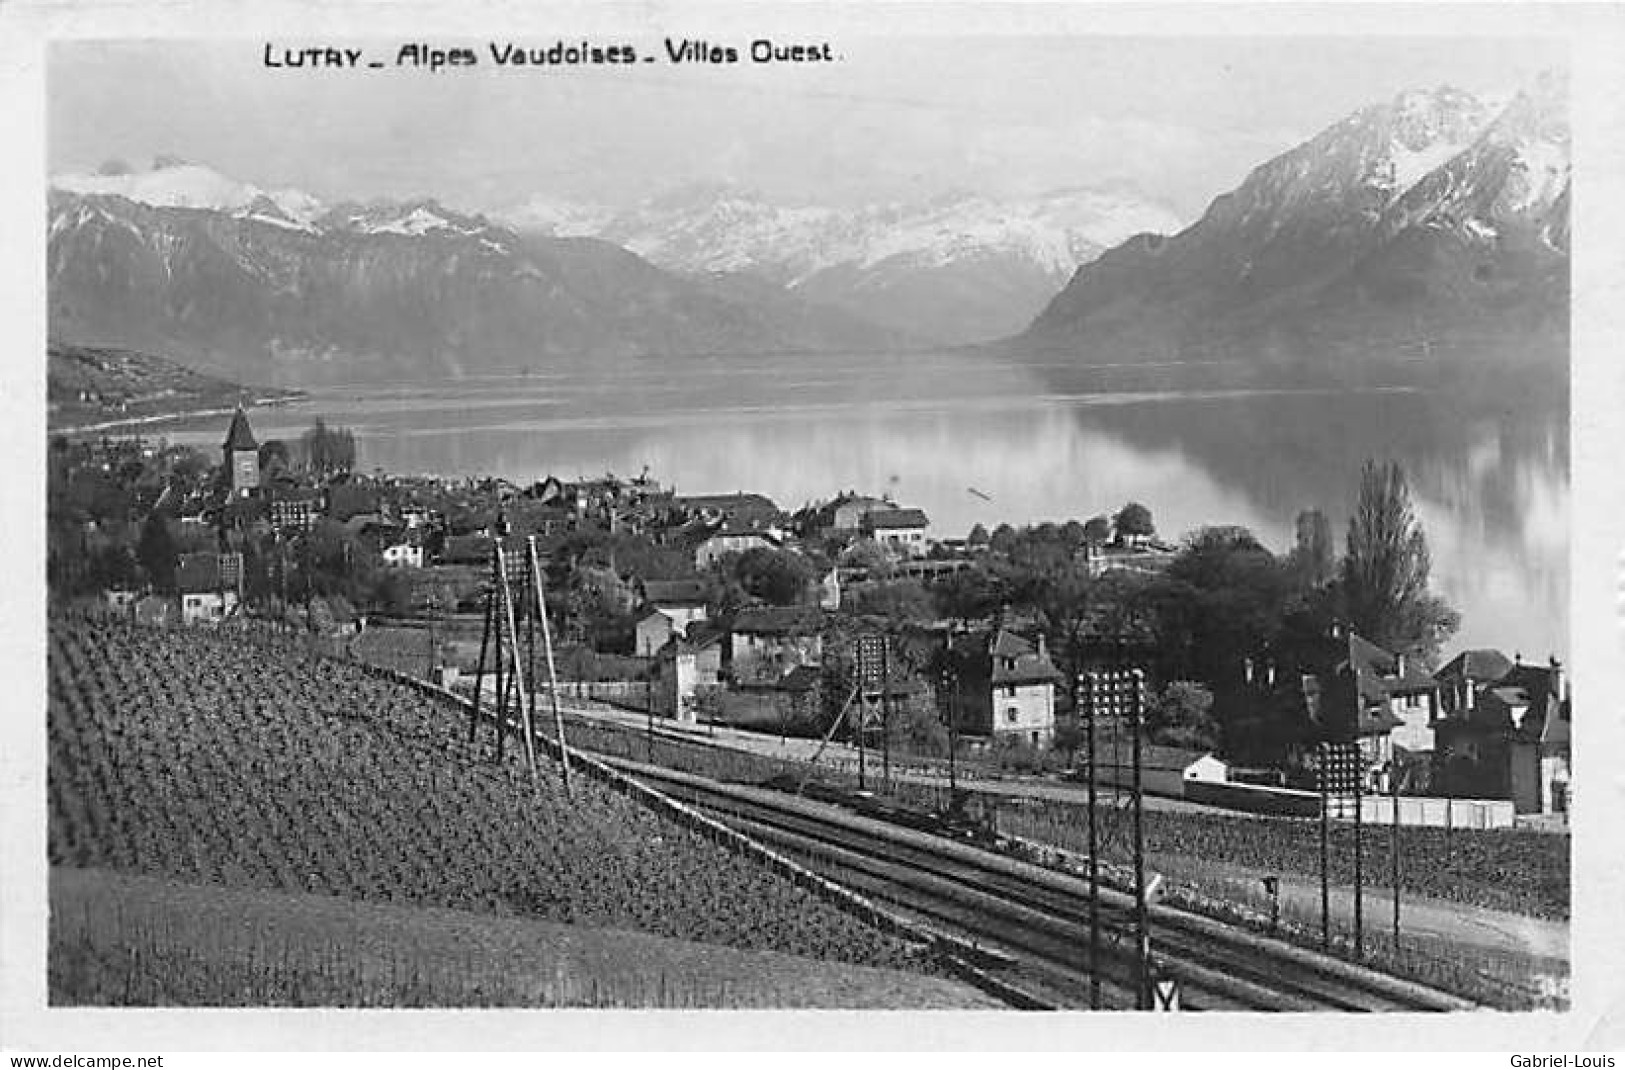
[48,35,1567,220]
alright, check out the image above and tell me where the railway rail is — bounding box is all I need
[605,757,1478,1013]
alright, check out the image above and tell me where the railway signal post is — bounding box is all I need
[1083,666,1151,1009]
[1128,667,1151,1010]
[856,634,887,791]
[1354,746,1364,960]
[1316,740,1361,953]
[1084,670,1101,1010]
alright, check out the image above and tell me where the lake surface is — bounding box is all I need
[156,350,1569,660]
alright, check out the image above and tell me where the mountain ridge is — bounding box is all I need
[1018,75,1570,385]
[46,188,913,388]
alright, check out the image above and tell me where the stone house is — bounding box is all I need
[951,627,1063,747]
[727,604,824,685]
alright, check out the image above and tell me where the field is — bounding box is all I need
[47,615,957,1005]
[51,868,994,1008]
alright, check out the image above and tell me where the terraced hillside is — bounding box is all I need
[47,616,946,1000]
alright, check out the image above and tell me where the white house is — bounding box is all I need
[179,589,238,625]
[382,541,425,568]
[641,578,711,634]
[861,508,930,558]
[636,608,680,657]
[954,628,1062,747]
[694,524,782,569]
[656,632,724,724]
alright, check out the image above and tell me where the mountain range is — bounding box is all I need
[47,72,1569,390]
[47,177,907,387]
[1020,73,1570,386]
[506,185,1184,344]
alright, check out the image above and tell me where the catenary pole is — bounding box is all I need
[528,536,572,792]
[1392,759,1401,946]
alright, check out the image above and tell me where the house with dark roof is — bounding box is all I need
[653,627,724,724]
[1435,654,1570,814]
[1434,649,1515,718]
[727,604,824,685]
[862,507,930,557]
[818,492,892,533]
[950,627,1063,746]
[175,551,240,624]
[718,662,827,735]
[634,578,711,655]
[676,492,782,528]
[1245,624,1436,787]
[694,521,783,569]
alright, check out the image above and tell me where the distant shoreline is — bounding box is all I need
[49,394,305,437]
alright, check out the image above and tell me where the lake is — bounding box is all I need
[154,349,1569,660]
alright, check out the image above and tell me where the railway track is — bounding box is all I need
[605,758,1478,1013]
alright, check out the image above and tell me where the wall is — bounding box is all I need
[1388,691,1438,753]
[730,632,821,682]
[1183,779,1322,817]
[988,682,1054,746]
[1540,754,1570,815]
[636,614,674,657]
[1509,741,1541,814]
[1355,794,1516,830]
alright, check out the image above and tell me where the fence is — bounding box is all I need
[1348,794,1515,830]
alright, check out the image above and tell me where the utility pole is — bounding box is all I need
[527,535,572,793]
[646,662,656,763]
[1392,758,1402,947]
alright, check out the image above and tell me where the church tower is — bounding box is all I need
[222,407,260,496]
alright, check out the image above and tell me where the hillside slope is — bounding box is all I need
[47,617,940,980]
[47,341,298,427]
[1020,75,1569,385]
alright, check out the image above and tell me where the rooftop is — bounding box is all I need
[643,578,710,606]
[221,408,256,452]
[732,604,824,636]
[864,507,930,530]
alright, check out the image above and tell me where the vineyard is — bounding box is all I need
[51,868,990,1008]
[47,616,950,1003]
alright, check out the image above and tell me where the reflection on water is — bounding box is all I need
[156,350,1568,659]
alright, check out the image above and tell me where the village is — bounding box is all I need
[47,407,1572,827]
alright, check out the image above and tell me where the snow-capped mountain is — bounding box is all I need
[1023,73,1570,383]
[505,186,1184,344]
[54,160,326,228]
[46,178,907,387]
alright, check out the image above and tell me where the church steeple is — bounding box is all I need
[222,407,260,496]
